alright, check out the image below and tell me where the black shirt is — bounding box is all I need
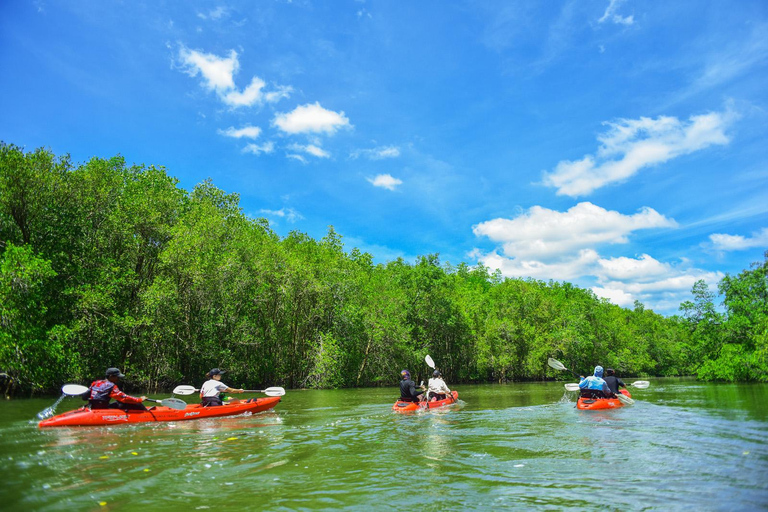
[603,375,625,394]
[399,378,424,401]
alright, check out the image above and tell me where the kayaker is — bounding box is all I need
[427,370,451,401]
[87,368,147,410]
[200,368,244,406]
[399,369,425,402]
[603,368,626,396]
[578,365,613,399]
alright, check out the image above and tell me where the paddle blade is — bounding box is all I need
[564,383,580,391]
[548,358,567,371]
[263,387,285,396]
[159,398,187,410]
[615,393,635,406]
[172,385,198,396]
[631,380,650,389]
[62,384,89,396]
[425,355,435,369]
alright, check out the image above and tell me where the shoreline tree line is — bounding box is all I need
[1,142,766,396]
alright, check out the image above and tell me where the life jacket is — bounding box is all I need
[88,379,115,405]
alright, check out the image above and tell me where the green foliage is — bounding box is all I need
[1,142,766,393]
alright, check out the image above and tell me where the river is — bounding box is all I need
[1,379,766,511]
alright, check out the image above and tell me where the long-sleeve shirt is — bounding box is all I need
[579,375,611,396]
[603,376,626,394]
[88,380,143,405]
[399,379,424,401]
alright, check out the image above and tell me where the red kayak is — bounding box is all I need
[38,397,281,428]
[577,389,631,410]
[392,391,458,412]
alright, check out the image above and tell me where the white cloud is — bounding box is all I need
[258,207,303,223]
[178,46,291,108]
[367,174,403,191]
[197,6,228,20]
[287,154,308,164]
[709,227,768,251]
[477,248,601,281]
[350,146,401,160]
[470,203,706,313]
[591,254,724,311]
[598,0,634,25]
[472,202,677,260]
[273,102,351,135]
[218,125,261,139]
[242,141,275,155]
[288,143,330,158]
[542,110,734,196]
[179,47,237,92]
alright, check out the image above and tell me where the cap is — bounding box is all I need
[606,368,615,376]
[209,368,225,376]
[106,368,125,378]
[594,365,604,377]
[400,369,410,379]
[433,370,441,377]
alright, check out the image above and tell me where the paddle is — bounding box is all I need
[547,358,581,380]
[565,380,650,392]
[144,397,187,410]
[172,385,286,397]
[37,384,90,419]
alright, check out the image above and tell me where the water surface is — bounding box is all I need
[1,379,766,511]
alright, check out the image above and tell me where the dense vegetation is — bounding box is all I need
[1,143,766,395]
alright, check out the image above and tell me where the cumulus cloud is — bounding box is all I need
[472,202,677,260]
[591,254,724,310]
[288,143,330,158]
[470,203,705,312]
[598,0,634,25]
[242,141,275,155]
[367,174,403,191]
[350,146,400,160]
[542,110,734,197]
[178,46,292,108]
[709,227,768,251]
[273,102,351,135]
[218,125,261,139]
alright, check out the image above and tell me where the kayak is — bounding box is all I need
[392,391,458,412]
[38,397,281,428]
[576,389,631,410]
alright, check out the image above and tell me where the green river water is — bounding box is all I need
[1,379,766,511]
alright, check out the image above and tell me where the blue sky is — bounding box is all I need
[1,0,767,315]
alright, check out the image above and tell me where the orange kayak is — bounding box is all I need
[392,391,458,412]
[38,397,281,427]
[576,390,631,410]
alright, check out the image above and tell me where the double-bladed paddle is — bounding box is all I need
[172,385,286,397]
[37,384,187,418]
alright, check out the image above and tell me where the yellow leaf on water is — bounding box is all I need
[99,456,109,460]
[144,468,150,472]
[226,437,238,441]
[132,452,138,455]
[99,502,107,506]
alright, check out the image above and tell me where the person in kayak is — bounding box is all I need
[87,367,147,410]
[399,369,425,402]
[427,370,452,401]
[603,368,626,396]
[200,368,244,406]
[578,365,613,399]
